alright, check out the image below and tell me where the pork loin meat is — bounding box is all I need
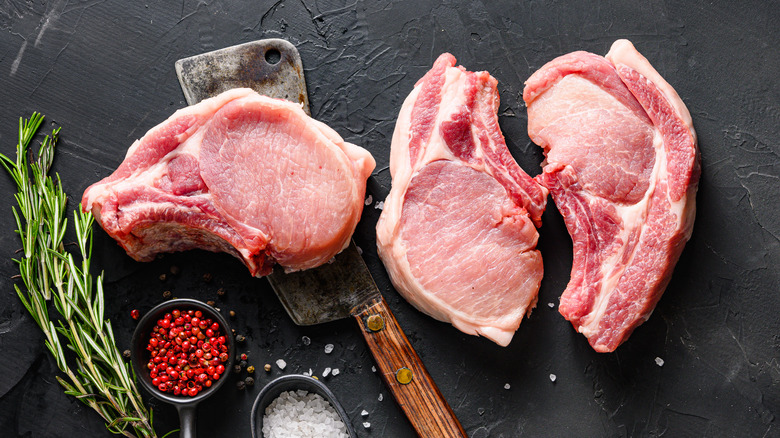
[524,40,700,352]
[82,88,375,277]
[377,54,548,346]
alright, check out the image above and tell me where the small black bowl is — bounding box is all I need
[251,374,357,438]
[131,298,235,438]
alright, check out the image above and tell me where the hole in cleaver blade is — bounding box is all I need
[175,38,310,115]
[175,39,379,326]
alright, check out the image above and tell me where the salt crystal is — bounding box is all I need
[301,336,311,345]
[303,368,312,377]
[549,374,557,382]
[371,366,376,373]
[363,422,371,429]
[332,368,340,376]
[547,302,555,308]
[263,390,348,438]
[374,201,384,210]
[365,195,373,206]
[324,344,334,354]
[323,367,331,377]
[361,410,369,417]
[655,357,664,367]
[504,383,511,390]
[275,359,287,370]
[378,393,383,401]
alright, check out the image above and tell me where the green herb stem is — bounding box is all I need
[1,113,156,437]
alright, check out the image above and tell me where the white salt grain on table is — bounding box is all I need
[324,344,334,354]
[331,368,340,376]
[504,383,511,390]
[262,390,348,438]
[363,422,371,429]
[549,374,557,382]
[361,410,369,417]
[365,195,373,206]
[655,357,665,367]
[323,367,331,377]
[275,359,287,370]
[378,393,383,401]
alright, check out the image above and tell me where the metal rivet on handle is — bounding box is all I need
[395,367,413,385]
[366,314,385,332]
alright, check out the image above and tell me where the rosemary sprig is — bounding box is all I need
[0,113,157,437]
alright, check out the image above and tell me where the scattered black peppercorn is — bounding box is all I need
[236,334,246,343]
[169,265,180,276]
[162,290,172,299]
[202,273,212,283]
[159,273,167,281]
[239,360,247,368]
[245,377,255,386]
[236,381,246,390]
[123,349,131,359]
[217,288,226,297]
[233,364,242,374]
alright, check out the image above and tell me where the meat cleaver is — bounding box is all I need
[175,39,466,437]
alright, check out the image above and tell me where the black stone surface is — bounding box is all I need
[0,1,778,437]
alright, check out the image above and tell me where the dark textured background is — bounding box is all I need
[1,1,778,437]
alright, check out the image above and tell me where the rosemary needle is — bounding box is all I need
[0,113,157,437]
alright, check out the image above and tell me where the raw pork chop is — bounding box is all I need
[376,54,548,346]
[82,88,375,277]
[524,40,700,352]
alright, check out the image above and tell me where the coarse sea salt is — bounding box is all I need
[323,367,332,377]
[276,359,287,370]
[365,195,373,206]
[324,344,334,354]
[262,390,348,438]
[655,357,665,367]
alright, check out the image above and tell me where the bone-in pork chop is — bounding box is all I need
[376,54,548,346]
[82,88,375,277]
[524,40,700,352]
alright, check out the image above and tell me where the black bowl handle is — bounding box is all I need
[177,404,197,438]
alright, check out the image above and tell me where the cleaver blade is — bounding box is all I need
[175,39,466,437]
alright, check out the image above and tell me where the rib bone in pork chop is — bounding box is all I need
[82,88,375,277]
[524,40,700,352]
[376,54,548,346]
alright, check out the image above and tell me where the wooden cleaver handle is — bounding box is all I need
[354,297,467,437]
